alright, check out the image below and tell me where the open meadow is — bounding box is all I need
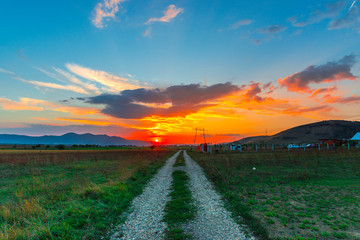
[189,149,360,240]
[0,149,174,239]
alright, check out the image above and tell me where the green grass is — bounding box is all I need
[188,149,360,240]
[163,169,195,240]
[0,149,174,239]
[174,151,186,167]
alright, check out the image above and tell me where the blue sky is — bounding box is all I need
[0,0,360,142]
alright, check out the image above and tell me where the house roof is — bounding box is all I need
[350,132,360,141]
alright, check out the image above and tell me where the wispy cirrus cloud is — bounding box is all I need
[281,105,334,116]
[0,97,99,115]
[26,80,89,94]
[52,67,101,94]
[0,68,14,74]
[92,0,126,28]
[231,19,253,29]
[142,27,152,37]
[145,5,184,25]
[66,63,143,92]
[1,63,144,95]
[259,24,287,34]
[288,0,347,27]
[324,94,360,103]
[278,55,357,93]
[328,5,360,29]
[13,76,90,95]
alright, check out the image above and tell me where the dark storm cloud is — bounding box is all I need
[86,83,241,119]
[278,55,357,92]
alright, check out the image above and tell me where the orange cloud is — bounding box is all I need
[278,55,357,93]
[0,97,99,116]
[310,86,338,97]
[0,98,44,111]
[145,5,184,24]
[92,0,126,28]
[281,105,333,116]
[323,94,360,104]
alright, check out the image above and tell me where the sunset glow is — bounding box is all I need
[0,0,360,144]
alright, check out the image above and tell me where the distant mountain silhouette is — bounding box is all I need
[0,132,149,146]
[234,120,360,145]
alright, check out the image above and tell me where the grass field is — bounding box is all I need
[0,149,174,240]
[188,149,360,240]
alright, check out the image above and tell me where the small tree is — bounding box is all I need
[56,144,65,150]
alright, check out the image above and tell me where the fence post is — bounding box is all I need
[318,144,321,151]
[256,144,258,152]
[348,142,350,150]
[272,144,274,152]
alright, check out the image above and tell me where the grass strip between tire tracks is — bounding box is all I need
[173,150,185,167]
[163,151,195,240]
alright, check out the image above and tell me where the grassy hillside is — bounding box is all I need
[235,120,360,145]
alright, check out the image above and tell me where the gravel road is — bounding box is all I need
[110,150,254,240]
[110,151,180,240]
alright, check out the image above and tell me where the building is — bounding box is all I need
[318,139,344,148]
[350,132,360,145]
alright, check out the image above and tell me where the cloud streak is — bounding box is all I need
[259,24,287,34]
[328,5,360,29]
[66,63,143,92]
[0,97,99,115]
[145,5,183,24]
[282,105,333,116]
[288,0,347,27]
[278,55,357,93]
[92,0,126,28]
[231,19,252,29]
[324,94,360,103]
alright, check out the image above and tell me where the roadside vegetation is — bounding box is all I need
[188,149,360,240]
[163,151,195,240]
[0,149,174,239]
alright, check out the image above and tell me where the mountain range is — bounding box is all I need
[234,120,360,145]
[0,132,149,146]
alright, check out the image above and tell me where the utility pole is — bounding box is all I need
[203,128,206,144]
[193,128,198,149]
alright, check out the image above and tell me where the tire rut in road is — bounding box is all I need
[183,150,255,240]
[110,151,180,240]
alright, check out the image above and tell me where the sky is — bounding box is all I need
[1,0,360,144]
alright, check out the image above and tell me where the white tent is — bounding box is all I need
[350,132,360,141]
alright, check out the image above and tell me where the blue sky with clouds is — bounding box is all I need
[0,0,359,142]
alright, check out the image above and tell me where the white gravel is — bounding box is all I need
[183,150,255,240]
[110,151,180,240]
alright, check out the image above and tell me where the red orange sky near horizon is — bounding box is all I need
[1,1,360,144]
